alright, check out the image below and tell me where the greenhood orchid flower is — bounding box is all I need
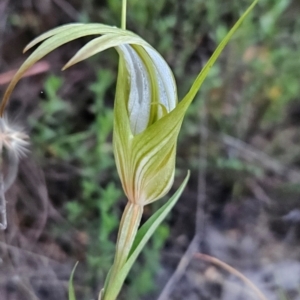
[1,25,180,207]
[0,1,258,299]
[114,42,179,206]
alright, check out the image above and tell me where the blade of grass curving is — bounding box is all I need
[68,261,79,300]
[103,172,190,299]
[194,253,268,300]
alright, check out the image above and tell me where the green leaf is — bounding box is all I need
[102,171,190,299]
[68,261,79,300]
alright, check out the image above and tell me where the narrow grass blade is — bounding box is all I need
[194,253,268,300]
[68,261,79,300]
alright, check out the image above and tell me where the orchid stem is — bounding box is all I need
[102,202,143,300]
[121,0,127,30]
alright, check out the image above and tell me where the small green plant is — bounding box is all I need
[1,0,258,299]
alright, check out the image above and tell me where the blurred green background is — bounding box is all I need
[1,0,300,299]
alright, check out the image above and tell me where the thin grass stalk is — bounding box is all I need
[102,202,143,300]
[194,253,268,300]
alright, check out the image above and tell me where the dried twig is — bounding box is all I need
[195,102,208,246]
[157,236,198,300]
[246,178,272,205]
[194,253,268,300]
[9,276,40,300]
[220,132,300,182]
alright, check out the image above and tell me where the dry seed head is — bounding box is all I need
[0,116,29,158]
